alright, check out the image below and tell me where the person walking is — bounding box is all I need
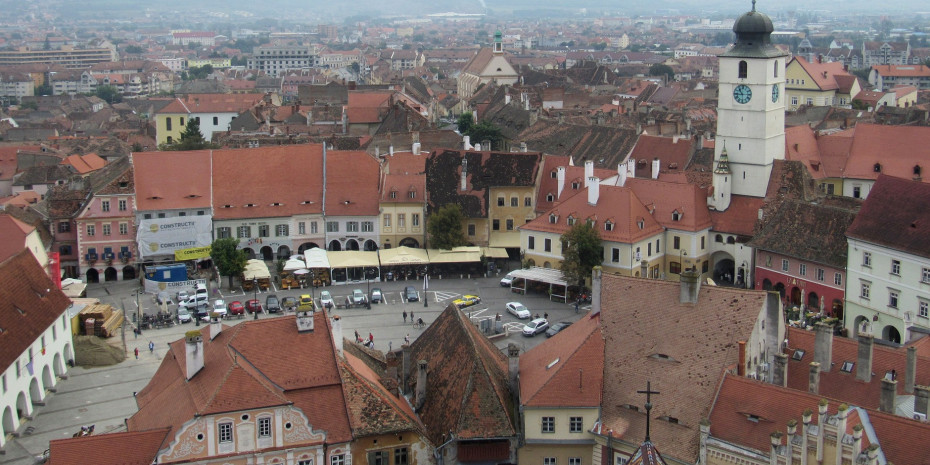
[403,310,408,323]
[409,310,414,323]
[404,334,410,345]
[134,347,139,359]
[148,341,154,354]
[354,330,360,343]
[544,312,549,320]
[574,300,580,313]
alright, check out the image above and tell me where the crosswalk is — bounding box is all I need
[431,290,460,302]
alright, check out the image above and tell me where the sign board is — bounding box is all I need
[175,246,211,261]
[143,277,207,294]
[136,216,212,259]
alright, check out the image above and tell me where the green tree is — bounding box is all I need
[161,117,217,151]
[465,120,504,151]
[427,204,467,249]
[94,85,122,104]
[211,238,247,290]
[185,65,214,81]
[123,45,144,54]
[35,83,52,96]
[457,111,474,135]
[649,63,675,83]
[559,223,602,286]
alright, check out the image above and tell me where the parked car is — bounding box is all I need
[156,291,173,306]
[319,290,335,309]
[281,296,299,311]
[500,272,516,287]
[505,302,531,319]
[245,299,262,314]
[212,299,227,317]
[404,286,419,302]
[265,295,281,313]
[179,294,209,310]
[545,321,572,337]
[351,289,367,306]
[370,288,383,304]
[176,307,192,324]
[227,301,245,316]
[522,318,549,336]
[453,294,481,309]
[176,290,190,303]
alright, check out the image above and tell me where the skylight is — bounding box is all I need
[792,349,806,361]
[840,361,855,373]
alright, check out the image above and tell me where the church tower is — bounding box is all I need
[711,1,787,207]
[709,144,732,210]
[493,30,503,54]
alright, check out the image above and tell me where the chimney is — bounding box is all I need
[813,322,834,372]
[557,166,566,199]
[627,158,636,178]
[375,146,380,157]
[856,333,874,382]
[389,145,394,156]
[651,157,660,179]
[914,385,929,417]
[879,378,897,413]
[185,331,204,381]
[738,340,746,376]
[591,267,602,315]
[520,141,527,152]
[772,352,788,387]
[584,160,594,187]
[508,343,520,389]
[474,143,481,151]
[906,346,917,394]
[505,94,512,105]
[331,315,343,357]
[809,362,821,394]
[402,343,412,395]
[679,267,701,304]
[524,95,530,110]
[463,135,471,150]
[415,360,428,410]
[460,159,468,191]
[296,309,314,332]
[587,177,600,205]
[209,315,222,340]
[412,142,421,154]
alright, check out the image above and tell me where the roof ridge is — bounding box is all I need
[525,317,602,405]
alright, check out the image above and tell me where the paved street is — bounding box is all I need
[2,270,590,464]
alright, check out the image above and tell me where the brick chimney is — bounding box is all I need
[906,346,917,394]
[508,343,520,390]
[856,333,873,382]
[772,352,788,387]
[330,314,343,357]
[879,378,897,413]
[813,322,834,372]
[587,177,600,205]
[185,331,204,381]
[679,267,701,304]
[914,385,929,418]
[651,157,660,179]
[557,166,566,199]
[415,360,428,410]
[809,362,821,394]
[296,309,314,332]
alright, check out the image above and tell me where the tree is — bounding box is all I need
[161,117,217,151]
[123,45,144,54]
[94,85,122,104]
[427,204,467,250]
[649,63,675,83]
[465,120,504,150]
[559,223,602,286]
[211,238,247,290]
[457,111,474,135]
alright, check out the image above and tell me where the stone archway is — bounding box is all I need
[86,268,99,284]
[773,282,786,300]
[328,240,342,251]
[762,278,773,291]
[297,242,320,254]
[122,265,136,280]
[29,377,43,405]
[16,391,29,419]
[363,240,378,251]
[260,246,274,261]
[104,267,118,282]
[345,239,359,251]
[807,292,820,311]
[713,257,735,285]
[42,365,53,393]
[883,325,902,344]
[790,287,802,306]
[853,315,871,337]
[399,237,419,248]
[243,248,256,259]
[2,406,15,439]
[53,353,63,378]
[277,245,291,259]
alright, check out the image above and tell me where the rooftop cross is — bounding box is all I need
[636,381,661,442]
[752,0,757,12]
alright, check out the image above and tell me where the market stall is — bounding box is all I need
[378,246,429,281]
[327,250,380,283]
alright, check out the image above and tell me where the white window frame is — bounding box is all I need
[218,422,233,443]
[891,259,901,275]
[258,416,272,438]
[889,289,899,309]
[861,281,871,300]
[541,416,555,433]
[863,251,871,267]
[781,259,789,272]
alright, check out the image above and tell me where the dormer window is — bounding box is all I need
[604,221,614,231]
[672,210,681,221]
[915,165,922,177]
[874,163,882,173]
[550,170,557,178]
[245,203,255,207]
[567,216,576,226]
[549,214,557,224]
[390,191,397,199]
[546,193,554,202]
[571,181,580,189]
[223,204,233,208]
[587,219,595,228]
[637,219,645,229]
[408,191,416,199]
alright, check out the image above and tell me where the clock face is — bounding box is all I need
[733,84,752,104]
[772,84,779,102]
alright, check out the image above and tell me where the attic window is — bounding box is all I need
[792,349,806,361]
[571,181,580,189]
[301,200,314,205]
[746,414,762,423]
[390,191,397,199]
[840,361,855,373]
[223,204,233,208]
[650,353,678,362]
[549,214,557,224]
[271,202,282,206]
[546,358,560,370]
[149,196,163,200]
[658,416,680,424]
[637,219,645,230]
[408,191,416,199]
[672,211,681,221]
[551,170,557,178]
[587,219,595,228]
[186,194,201,199]
[915,165,922,177]
[567,216,576,226]
[873,163,882,173]
[16,306,25,315]
[546,193,554,202]
[245,203,256,207]
[118,181,128,188]
[623,404,640,412]
[604,221,614,231]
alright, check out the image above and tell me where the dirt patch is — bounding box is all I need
[73,335,127,367]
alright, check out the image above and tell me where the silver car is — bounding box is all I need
[522,318,549,336]
[505,302,531,319]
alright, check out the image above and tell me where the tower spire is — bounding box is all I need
[752,0,756,12]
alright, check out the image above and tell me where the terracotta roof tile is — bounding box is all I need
[626,178,713,232]
[47,428,170,465]
[61,152,106,174]
[709,195,765,236]
[520,312,603,407]
[133,150,212,212]
[157,93,264,115]
[845,175,930,259]
[627,135,693,176]
[341,352,425,437]
[0,214,33,263]
[871,64,930,77]
[534,155,616,214]
[747,200,858,268]
[792,56,848,91]
[844,124,930,183]
[325,150,381,216]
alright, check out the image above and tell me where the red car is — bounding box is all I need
[227,301,245,316]
[246,299,263,314]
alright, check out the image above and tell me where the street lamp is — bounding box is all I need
[365,267,372,310]
[253,278,259,320]
[423,265,429,308]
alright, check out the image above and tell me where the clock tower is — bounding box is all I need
[710,1,787,210]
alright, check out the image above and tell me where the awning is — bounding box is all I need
[481,247,510,259]
[303,247,330,269]
[243,259,271,280]
[510,266,568,287]
[427,246,481,264]
[379,246,429,265]
[283,259,307,271]
[327,250,380,268]
[489,233,521,248]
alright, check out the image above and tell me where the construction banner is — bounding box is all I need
[175,246,212,261]
[136,216,212,259]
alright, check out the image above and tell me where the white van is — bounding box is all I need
[195,283,208,296]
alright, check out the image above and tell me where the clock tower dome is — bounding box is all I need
[710,1,787,209]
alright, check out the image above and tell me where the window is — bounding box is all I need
[528,236,535,250]
[276,224,289,236]
[889,289,899,309]
[468,224,476,236]
[920,300,929,318]
[806,98,813,106]
[299,222,306,235]
[791,96,798,106]
[817,268,824,281]
[87,225,95,236]
[143,213,152,220]
[158,213,166,218]
[569,458,581,465]
[218,422,233,443]
[237,226,251,238]
[506,219,514,231]
[544,238,552,252]
[217,227,231,239]
[394,448,409,465]
[922,267,930,284]
[118,199,127,211]
[546,193,554,202]
[853,186,861,198]
[525,196,532,207]
[498,196,505,207]
[492,219,500,231]
[327,222,339,233]
[511,197,518,207]
[412,214,420,227]
[544,458,557,465]
[570,416,583,433]
[567,216,576,226]
[799,263,806,276]
[863,251,872,267]
[835,273,843,286]
[58,221,70,232]
[701,236,705,249]
[670,262,682,274]
[861,281,871,299]
[841,361,855,373]
[673,236,680,249]
[1,374,5,393]
[549,214,557,224]
[891,259,901,275]
[331,454,345,465]
[781,259,789,272]
[542,416,555,433]
[738,60,747,78]
[341,221,356,233]
[408,190,416,199]
[774,61,778,77]
[180,117,184,126]
[383,214,391,228]
[612,248,620,263]
[605,221,613,231]
[298,460,314,465]
[59,245,72,255]
[179,212,186,216]
[102,224,111,236]
[258,417,271,438]
[166,117,172,131]
[213,116,219,125]
[311,222,318,234]
[259,225,270,237]
[397,215,405,228]
[362,221,374,232]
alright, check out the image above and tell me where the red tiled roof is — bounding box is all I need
[0,250,71,373]
[341,352,424,436]
[816,129,855,178]
[61,153,106,174]
[381,173,425,203]
[709,195,765,236]
[626,178,713,232]
[534,155,615,214]
[600,274,767,463]
[0,214,33,263]
[133,150,212,212]
[0,191,40,208]
[520,312,603,407]
[47,428,171,465]
[325,150,380,216]
[627,135,693,176]
[0,145,41,181]
[785,326,930,408]
[212,145,324,220]
[792,56,848,91]
[384,150,427,175]
[346,91,392,124]
[784,125,828,180]
[844,124,930,183]
[157,93,264,115]
[871,64,930,77]
[846,174,930,259]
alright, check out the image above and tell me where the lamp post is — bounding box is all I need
[253,278,259,320]
[365,267,372,309]
[423,265,429,308]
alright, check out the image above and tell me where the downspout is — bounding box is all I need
[433,433,455,465]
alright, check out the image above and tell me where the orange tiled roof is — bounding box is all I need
[47,428,171,465]
[843,124,930,182]
[626,178,713,232]
[61,152,106,174]
[792,56,848,91]
[520,312,603,408]
[157,93,264,115]
[785,125,828,180]
[709,195,765,236]
[627,134,693,175]
[534,155,616,214]
[133,150,212,212]
[0,145,41,181]
[325,150,380,216]
[0,214,33,263]
[342,352,425,436]
[871,64,930,77]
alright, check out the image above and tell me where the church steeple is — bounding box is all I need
[714,144,731,174]
[493,30,503,54]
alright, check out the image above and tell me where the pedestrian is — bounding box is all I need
[409,310,414,323]
[574,301,580,313]
[544,312,549,320]
[148,341,154,354]
[534,313,540,319]
[369,333,374,344]
[134,348,139,359]
[404,334,410,345]
[389,341,392,351]
[133,327,138,339]
[354,330,360,343]
[403,310,407,323]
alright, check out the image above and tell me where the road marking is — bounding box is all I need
[432,291,459,301]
